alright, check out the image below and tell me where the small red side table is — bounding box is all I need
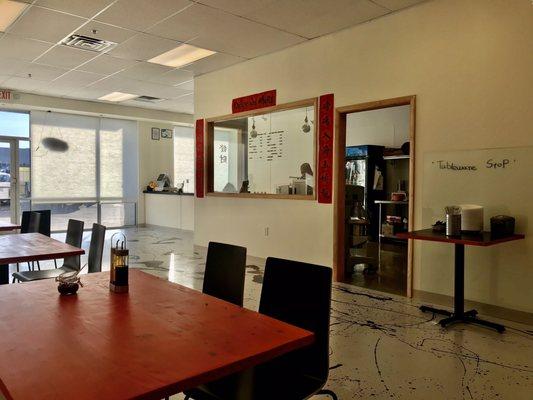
[397,229,525,333]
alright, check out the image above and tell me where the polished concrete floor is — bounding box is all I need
[9,225,533,399]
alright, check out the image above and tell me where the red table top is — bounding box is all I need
[396,229,525,246]
[0,270,314,400]
[0,222,21,232]
[0,233,84,264]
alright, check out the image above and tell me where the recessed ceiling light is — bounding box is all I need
[0,1,28,32]
[148,44,216,68]
[98,92,139,102]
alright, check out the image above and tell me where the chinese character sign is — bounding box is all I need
[195,119,204,198]
[318,94,334,204]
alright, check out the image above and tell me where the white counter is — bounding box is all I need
[143,192,194,231]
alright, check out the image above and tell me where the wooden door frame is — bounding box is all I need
[333,95,416,297]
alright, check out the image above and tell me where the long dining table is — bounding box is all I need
[0,232,85,285]
[0,269,314,399]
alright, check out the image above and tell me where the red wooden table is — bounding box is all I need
[0,233,85,285]
[0,222,21,232]
[0,270,314,400]
[397,229,525,332]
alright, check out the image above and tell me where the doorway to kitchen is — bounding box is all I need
[334,96,415,296]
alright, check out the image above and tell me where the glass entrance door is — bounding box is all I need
[0,140,16,224]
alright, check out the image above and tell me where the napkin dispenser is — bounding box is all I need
[110,232,129,293]
[460,204,484,232]
[490,215,515,238]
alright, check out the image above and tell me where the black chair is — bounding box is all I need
[33,210,52,270]
[16,211,41,272]
[202,242,247,306]
[12,219,85,283]
[87,223,106,273]
[184,257,335,400]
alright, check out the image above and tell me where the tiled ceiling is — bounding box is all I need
[0,0,427,115]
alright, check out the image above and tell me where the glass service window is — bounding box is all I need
[208,101,316,198]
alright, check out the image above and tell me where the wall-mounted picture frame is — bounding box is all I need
[151,127,160,140]
[161,128,173,139]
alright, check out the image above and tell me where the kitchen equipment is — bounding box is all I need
[460,204,484,232]
[490,215,515,238]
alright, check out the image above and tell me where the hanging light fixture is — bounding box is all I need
[302,108,311,133]
[250,117,258,138]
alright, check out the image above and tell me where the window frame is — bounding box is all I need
[205,97,318,200]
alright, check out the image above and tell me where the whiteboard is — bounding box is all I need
[422,146,533,231]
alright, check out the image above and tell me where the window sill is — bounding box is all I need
[206,192,316,200]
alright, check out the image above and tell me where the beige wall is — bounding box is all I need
[194,0,533,312]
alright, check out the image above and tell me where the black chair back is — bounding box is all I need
[88,223,106,273]
[20,211,31,233]
[34,210,51,237]
[202,242,247,306]
[63,219,85,270]
[259,257,332,382]
[27,212,41,234]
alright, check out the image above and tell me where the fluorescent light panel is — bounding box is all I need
[0,1,28,32]
[98,92,138,102]
[148,44,216,68]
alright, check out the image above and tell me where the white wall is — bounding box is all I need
[194,0,533,312]
[346,105,410,148]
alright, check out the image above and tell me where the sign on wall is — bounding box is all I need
[0,89,13,101]
[318,94,334,204]
[232,90,276,114]
[195,119,205,198]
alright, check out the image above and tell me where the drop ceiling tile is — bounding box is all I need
[76,54,137,75]
[52,70,105,86]
[14,62,68,81]
[372,0,426,11]
[177,52,244,76]
[2,76,48,92]
[243,0,388,39]
[108,33,181,62]
[154,3,305,59]
[0,34,53,61]
[96,0,191,32]
[149,69,194,86]
[120,80,191,100]
[195,0,277,16]
[66,87,116,100]
[36,45,98,69]
[73,21,136,45]
[35,0,115,18]
[87,75,143,94]
[8,7,86,43]
[115,62,173,81]
[174,79,194,91]
[0,58,28,76]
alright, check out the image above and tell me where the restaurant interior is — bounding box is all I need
[0,0,531,399]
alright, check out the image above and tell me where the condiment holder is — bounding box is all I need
[109,232,129,293]
[56,268,84,296]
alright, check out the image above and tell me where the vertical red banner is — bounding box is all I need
[318,94,334,204]
[195,119,205,198]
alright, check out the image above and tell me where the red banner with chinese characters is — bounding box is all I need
[232,90,276,114]
[195,119,205,198]
[318,94,334,204]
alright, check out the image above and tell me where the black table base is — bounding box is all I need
[419,244,505,333]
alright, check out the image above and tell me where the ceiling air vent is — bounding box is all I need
[62,35,117,52]
[134,96,165,103]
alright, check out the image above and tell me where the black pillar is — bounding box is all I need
[0,264,8,285]
[453,244,465,317]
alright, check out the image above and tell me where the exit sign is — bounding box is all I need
[0,90,13,101]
